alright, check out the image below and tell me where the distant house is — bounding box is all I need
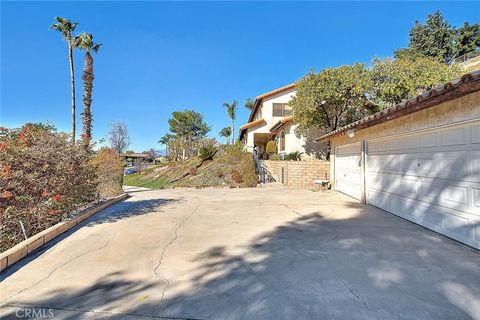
[239,83,309,158]
[119,153,153,166]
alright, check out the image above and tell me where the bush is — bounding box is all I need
[266,141,277,155]
[287,151,304,161]
[269,154,280,161]
[230,169,243,184]
[199,144,217,161]
[0,124,98,252]
[90,147,124,198]
[224,141,244,154]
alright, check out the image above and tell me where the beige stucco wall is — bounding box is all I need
[276,122,307,155]
[329,90,480,186]
[244,88,306,155]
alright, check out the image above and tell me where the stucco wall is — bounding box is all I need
[329,91,480,185]
[244,88,298,153]
[263,160,330,188]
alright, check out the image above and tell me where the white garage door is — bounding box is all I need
[366,120,480,249]
[335,142,362,200]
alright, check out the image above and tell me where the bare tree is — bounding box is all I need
[108,122,130,154]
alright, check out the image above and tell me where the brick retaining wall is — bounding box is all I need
[262,160,330,188]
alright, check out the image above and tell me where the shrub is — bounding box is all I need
[0,124,98,252]
[266,141,277,155]
[269,154,280,161]
[224,141,244,154]
[199,144,217,161]
[230,169,243,184]
[287,151,304,161]
[90,147,124,198]
[188,166,198,175]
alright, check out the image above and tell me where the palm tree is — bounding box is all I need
[245,98,254,111]
[223,100,237,143]
[158,133,174,157]
[74,32,102,149]
[50,16,79,144]
[219,127,232,145]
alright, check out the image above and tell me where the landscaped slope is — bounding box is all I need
[123,151,257,189]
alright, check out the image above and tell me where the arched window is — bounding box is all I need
[280,131,286,152]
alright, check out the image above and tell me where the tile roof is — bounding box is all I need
[269,116,293,132]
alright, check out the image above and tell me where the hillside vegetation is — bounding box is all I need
[123,151,257,189]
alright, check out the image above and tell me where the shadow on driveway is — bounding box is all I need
[2,204,479,320]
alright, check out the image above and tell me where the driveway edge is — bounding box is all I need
[0,193,129,272]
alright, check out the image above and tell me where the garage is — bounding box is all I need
[366,120,480,248]
[334,142,362,200]
[321,71,480,249]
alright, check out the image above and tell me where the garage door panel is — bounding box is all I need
[472,124,480,144]
[416,203,443,228]
[441,127,468,146]
[366,120,480,249]
[335,143,361,200]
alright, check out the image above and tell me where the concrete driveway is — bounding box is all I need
[1,186,479,319]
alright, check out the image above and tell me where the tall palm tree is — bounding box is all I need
[74,32,102,149]
[223,100,237,143]
[219,127,232,145]
[50,16,79,144]
[158,133,174,157]
[245,98,254,111]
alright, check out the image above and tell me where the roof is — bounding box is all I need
[317,70,480,141]
[269,116,293,132]
[239,118,266,131]
[248,83,296,122]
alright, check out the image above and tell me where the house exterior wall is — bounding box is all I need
[243,88,307,156]
[262,160,329,188]
[276,122,306,155]
[329,91,480,186]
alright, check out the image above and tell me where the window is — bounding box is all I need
[280,131,286,151]
[272,103,292,117]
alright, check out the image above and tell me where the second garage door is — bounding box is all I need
[335,142,362,200]
[366,120,480,249]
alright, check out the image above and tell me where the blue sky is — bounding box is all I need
[1,1,479,152]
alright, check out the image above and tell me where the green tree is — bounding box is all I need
[372,56,460,107]
[290,64,373,135]
[406,11,455,63]
[158,133,174,156]
[223,100,237,143]
[74,32,102,149]
[454,22,480,58]
[50,16,79,144]
[168,110,211,159]
[219,127,232,145]
[244,98,255,111]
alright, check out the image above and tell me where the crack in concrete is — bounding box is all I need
[323,255,381,320]
[3,303,207,320]
[153,205,199,303]
[3,239,111,304]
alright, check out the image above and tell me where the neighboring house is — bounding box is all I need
[318,71,480,249]
[239,83,308,158]
[119,153,153,166]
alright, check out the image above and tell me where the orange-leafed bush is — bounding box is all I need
[90,147,124,198]
[0,124,97,252]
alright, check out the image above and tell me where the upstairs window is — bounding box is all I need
[272,103,292,117]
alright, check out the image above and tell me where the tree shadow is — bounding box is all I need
[85,197,182,226]
[1,197,181,281]
[2,206,479,319]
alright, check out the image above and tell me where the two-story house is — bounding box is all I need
[239,83,309,158]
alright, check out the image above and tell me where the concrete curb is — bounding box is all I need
[0,193,129,272]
